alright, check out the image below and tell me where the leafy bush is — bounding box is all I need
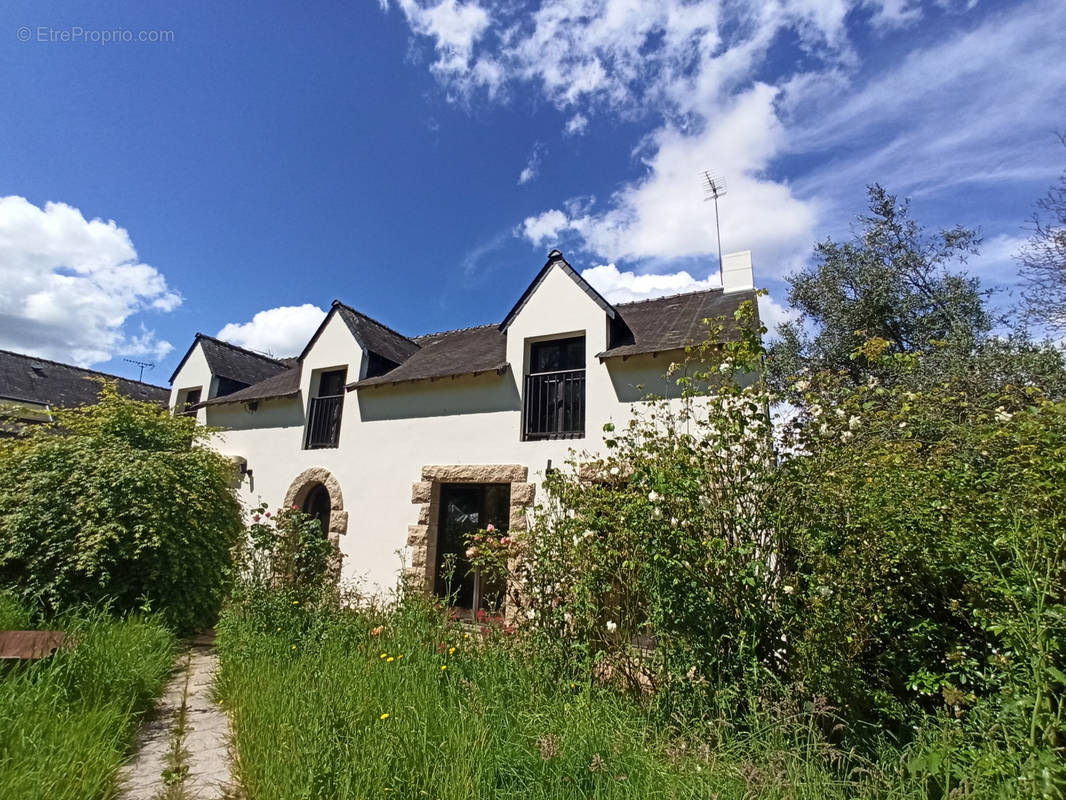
[233,502,338,602]
[0,384,244,634]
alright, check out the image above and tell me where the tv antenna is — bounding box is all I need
[123,358,155,382]
[702,172,727,283]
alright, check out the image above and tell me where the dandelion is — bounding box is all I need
[441,665,448,671]
[380,713,390,720]
[380,653,387,659]
[606,620,618,634]
[292,600,299,605]
[218,699,224,705]
[291,645,296,650]
[276,626,281,631]
[448,647,456,654]
[386,656,395,662]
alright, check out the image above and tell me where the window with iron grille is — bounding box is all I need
[523,336,585,440]
[304,368,346,449]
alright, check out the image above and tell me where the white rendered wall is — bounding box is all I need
[169,343,214,424]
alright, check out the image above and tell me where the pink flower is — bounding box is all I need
[465,547,477,558]
[500,536,510,545]
[292,504,298,510]
[265,512,272,518]
[252,514,261,522]
[486,524,495,532]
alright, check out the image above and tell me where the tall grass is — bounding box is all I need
[217,591,917,800]
[0,596,175,800]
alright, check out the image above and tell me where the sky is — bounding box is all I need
[0,0,1063,383]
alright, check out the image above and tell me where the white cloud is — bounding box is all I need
[582,263,720,303]
[517,143,544,185]
[564,113,588,136]
[758,293,799,341]
[216,304,326,358]
[0,195,180,366]
[520,209,570,247]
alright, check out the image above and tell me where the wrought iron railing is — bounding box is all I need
[523,369,585,440]
[304,394,344,449]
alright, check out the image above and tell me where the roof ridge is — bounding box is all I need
[613,285,726,309]
[332,300,419,347]
[413,322,498,340]
[0,348,168,390]
[195,333,289,365]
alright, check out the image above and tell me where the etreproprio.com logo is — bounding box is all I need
[17,26,175,44]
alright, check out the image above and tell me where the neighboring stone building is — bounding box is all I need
[169,249,759,612]
[0,349,169,435]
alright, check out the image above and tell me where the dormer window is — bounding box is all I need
[178,387,201,416]
[523,336,585,440]
[304,368,346,449]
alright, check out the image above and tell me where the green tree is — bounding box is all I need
[1019,133,1066,333]
[769,184,988,388]
[0,384,243,633]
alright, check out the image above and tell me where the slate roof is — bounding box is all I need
[200,365,301,406]
[169,334,290,386]
[0,349,169,409]
[352,325,506,388]
[598,287,760,359]
[180,251,757,399]
[334,303,420,366]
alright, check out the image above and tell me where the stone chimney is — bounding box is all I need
[721,250,754,293]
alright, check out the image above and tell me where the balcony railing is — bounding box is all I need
[523,369,585,440]
[304,394,344,449]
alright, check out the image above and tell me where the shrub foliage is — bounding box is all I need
[0,384,243,633]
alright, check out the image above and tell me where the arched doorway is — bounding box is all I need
[283,467,348,546]
[302,482,331,537]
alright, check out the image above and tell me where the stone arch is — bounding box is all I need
[283,467,348,544]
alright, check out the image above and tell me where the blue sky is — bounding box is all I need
[1,0,1063,383]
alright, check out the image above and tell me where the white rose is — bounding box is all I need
[605,620,617,633]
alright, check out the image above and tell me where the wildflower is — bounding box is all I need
[465,547,477,558]
[276,626,281,631]
[848,415,861,430]
[292,600,299,605]
[648,490,660,502]
[606,620,617,634]
[218,699,224,705]
[609,465,619,476]
[651,507,663,520]
[291,504,298,510]
[526,609,536,620]
[782,585,794,595]
[793,380,811,392]
[448,647,456,654]
[670,517,678,528]
[291,645,296,650]
[819,423,830,436]
[397,655,403,660]
[898,421,907,428]
[380,713,390,720]
[380,653,387,659]
[464,633,470,639]
[500,536,511,545]
[441,665,448,671]
[995,407,1013,423]
[265,512,272,518]
[370,625,384,636]
[486,523,496,532]
[840,431,854,442]
[386,656,395,662]
[252,514,261,522]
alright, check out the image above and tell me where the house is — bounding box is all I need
[0,349,169,435]
[169,249,758,611]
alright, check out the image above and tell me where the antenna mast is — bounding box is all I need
[123,358,155,382]
[702,172,727,284]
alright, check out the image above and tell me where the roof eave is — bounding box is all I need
[350,363,509,390]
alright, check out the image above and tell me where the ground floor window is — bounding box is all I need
[433,483,509,617]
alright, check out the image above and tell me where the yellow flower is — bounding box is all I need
[464,633,471,639]
[379,713,390,720]
[380,653,387,659]
[219,699,224,704]
[292,600,299,605]
[440,665,447,671]
[397,655,403,660]
[386,656,395,663]
[276,626,281,631]
[291,645,296,650]
[448,647,456,655]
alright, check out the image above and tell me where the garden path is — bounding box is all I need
[119,633,235,800]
